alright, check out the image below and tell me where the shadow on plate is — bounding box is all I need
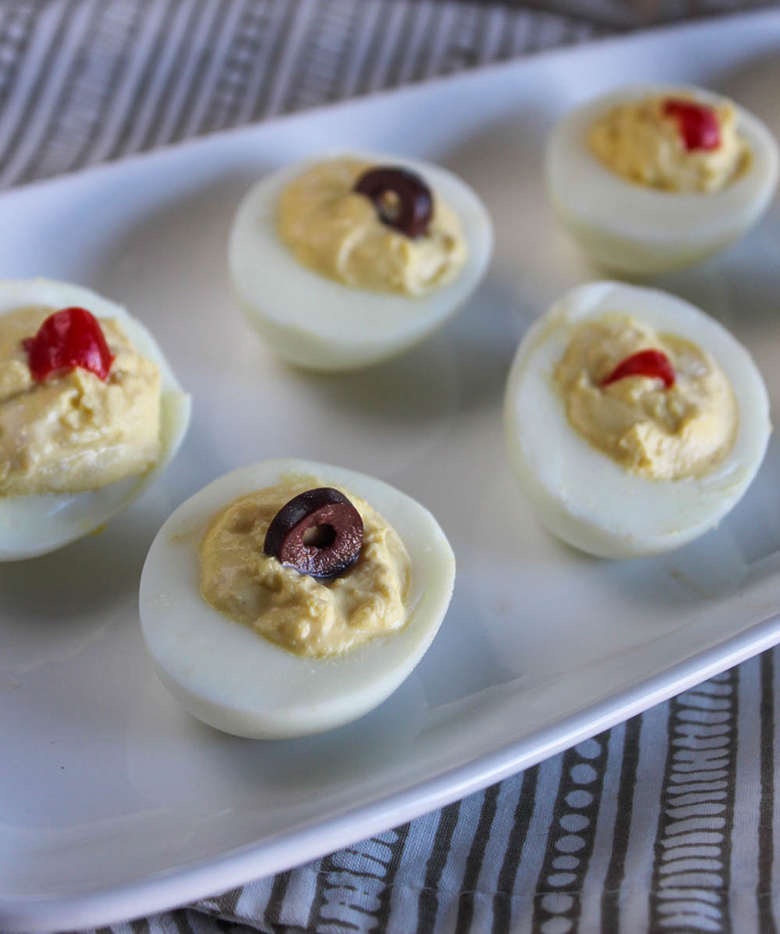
[0,510,154,628]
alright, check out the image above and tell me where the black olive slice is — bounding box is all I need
[263,487,364,579]
[354,166,433,239]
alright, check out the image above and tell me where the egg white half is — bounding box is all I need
[504,281,771,559]
[546,85,780,275]
[0,279,191,561]
[138,458,456,739]
[228,152,493,371]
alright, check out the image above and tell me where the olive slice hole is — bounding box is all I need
[302,524,337,549]
[378,190,402,223]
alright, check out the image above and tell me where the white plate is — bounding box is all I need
[3,11,780,930]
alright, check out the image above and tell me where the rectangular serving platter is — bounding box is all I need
[3,11,780,930]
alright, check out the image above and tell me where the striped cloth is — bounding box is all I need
[1,2,778,932]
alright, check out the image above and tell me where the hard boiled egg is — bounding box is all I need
[228,153,493,371]
[0,278,191,561]
[138,458,456,739]
[546,85,779,275]
[504,281,770,559]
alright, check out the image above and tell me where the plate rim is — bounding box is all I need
[4,606,779,931]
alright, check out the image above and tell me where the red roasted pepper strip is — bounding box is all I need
[601,349,676,389]
[23,307,115,381]
[663,98,720,152]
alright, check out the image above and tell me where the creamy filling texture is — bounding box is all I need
[200,475,411,658]
[554,314,738,480]
[0,306,161,495]
[277,158,467,296]
[588,94,749,193]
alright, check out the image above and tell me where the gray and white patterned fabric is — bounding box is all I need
[2,2,779,933]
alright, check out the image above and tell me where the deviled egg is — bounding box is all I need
[0,278,191,561]
[228,153,493,370]
[139,458,456,738]
[546,85,779,275]
[504,281,770,558]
